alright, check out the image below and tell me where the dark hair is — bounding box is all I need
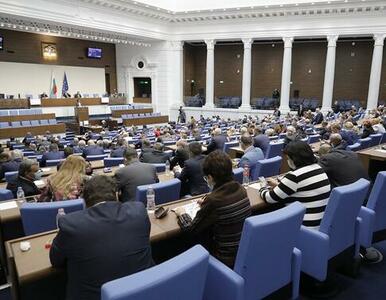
[123,147,138,160]
[240,134,252,147]
[202,150,233,187]
[83,175,116,207]
[64,147,74,157]
[189,142,202,156]
[49,143,59,152]
[284,141,317,168]
[18,159,38,177]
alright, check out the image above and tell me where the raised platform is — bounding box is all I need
[0,113,55,122]
[122,116,169,126]
[0,123,66,139]
[111,108,153,118]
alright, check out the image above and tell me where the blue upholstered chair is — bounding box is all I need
[297,178,370,281]
[30,120,39,126]
[265,141,284,159]
[20,199,85,235]
[104,158,124,167]
[136,178,181,205]
[358,137,371,150]
[252,156,282,181]
[21,120,31,127]
[11,121,21,128]
[381,132,386,144]
[369,133,383,147]
[307,134,321,144]
[347,142,361,152]
[4,171,18,183]
[223,141,240,154]
[233,202,305,300]
[39,119,49,125]
[232,168,244,184]
[359,172,386,248]
[0,189,14,201]
[48,119,57,125]
[101,245,244,300]
[46,159,65,167]
[86,154,108,161]
[151,163,166,173]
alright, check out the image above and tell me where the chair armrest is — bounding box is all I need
[203,256,244,300]
[297,226,330,281]
[358,206,376,248]
[291,247,302,299]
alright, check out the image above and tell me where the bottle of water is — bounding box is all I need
[242,166,250,186]
[56,208,66,229]
[146,186,156,212]
[165,160,170,174]
[16,187,25,201]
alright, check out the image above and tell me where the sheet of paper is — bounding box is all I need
[0,201,18,211]
[375,149,386,154]
[180,201,200,220]
[41,168,51,172]
[34,180,46,188]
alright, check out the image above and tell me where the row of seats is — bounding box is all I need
[185,95,205,107]
[335,99,361,110]
[0,108,43,116]
[251,97,280,109]
[0,119,57,128]
[289,98,320,110]
[110,105,145,111]
[216,97,242,109]
[122,113,161,119]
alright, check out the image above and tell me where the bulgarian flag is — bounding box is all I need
[51,78,58,97]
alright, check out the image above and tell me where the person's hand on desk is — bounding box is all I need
[267,178,279,188]
[174,207,186,217]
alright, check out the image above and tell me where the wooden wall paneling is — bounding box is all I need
[378,45,386,104]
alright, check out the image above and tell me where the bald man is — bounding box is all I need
[206,127,228,154]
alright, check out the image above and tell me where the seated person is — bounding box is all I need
[238,134,264,178]
[57,147,74,171]
[7,159,41,198]
[140,142,169,164]
[312,108,324,125]
[318,121,330,140]
[39,155,87,201]
[50,175,153,300]
[340,121,359,145]
[115,148,159,202]
[259,141,331,230]
[253,126,270,156]
[206,128,228,154]
[330,132,348,150]
[361,120,375,138]
[318,140,368,188]
[174,142,209,197]
[169,139,189,170]
[283,125,302,146]
[82,140,105,157]
[40,143,65,167]
[74,91,82,98]
[0,150,24,180]
[175,150,251,268]
[110,138,126,158]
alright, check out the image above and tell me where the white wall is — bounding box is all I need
[0,62,106,98]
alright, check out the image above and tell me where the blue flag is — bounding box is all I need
[62,72,69,96]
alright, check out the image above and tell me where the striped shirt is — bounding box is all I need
[260,163,331,229]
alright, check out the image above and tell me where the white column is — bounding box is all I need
[321,35,338,114]
[367,34,385,111]
[279,37,293,113]
[241,38,253,109]
[168,41,184,107]
[204,39,216,108]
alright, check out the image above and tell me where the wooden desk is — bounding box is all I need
[133,97,151,104]
[0,124,66,139]
[357,143,386,171]
[229,146,243,158]
[0,99,29,109]
[111,108,153,118]
[40,98,102,107]
[122,116,169,126]
[0,114,56,123]
[74,107,89,123]
[108,97,127,105]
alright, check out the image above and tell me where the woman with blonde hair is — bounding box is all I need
[39,155,88,201]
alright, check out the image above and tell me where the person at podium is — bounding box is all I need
[76,98,82,107]
[74,91,82,98]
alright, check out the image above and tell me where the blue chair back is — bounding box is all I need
[252,156,282,181]
[232,168,244,184]
[319,178,370,257]
[104,158,124,167]
[347,142,361,152]
[234,202,305,300]
[101,245,209,300]
[46,159,65,167]
[151,163,166,173]
[0,189,14,201]
[86,154,108,161]
[223,141,239,154]
[20,199,85,235]
[381,132,386,144]
[265,141,284,159]
[136,178,181,205]
[369,133,382,146]
[307,134,321,144]
[366,172,386,233]
[358,137,371,149]
[4,171,18,183]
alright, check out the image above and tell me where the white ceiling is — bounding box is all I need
[136,0,344,11]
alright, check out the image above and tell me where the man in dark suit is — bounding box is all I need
[40,143,65,167]
[206,128,227,154]
[115,148,159,202]
[253,126,270,157]
[110,139,126,158]
[82,140,105,158]
[7,159,41,198]
[318,141,368,188]
[50,175,153,300]
[312,108,324,125]
[169,139,189,170]
[141,142,169,164]
[174,142,209,197]
[0,150,23,179]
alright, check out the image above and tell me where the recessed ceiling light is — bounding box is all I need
[236,7,240,10]
[265,5,269,8]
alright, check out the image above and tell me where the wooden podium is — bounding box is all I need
[74,107,89,123]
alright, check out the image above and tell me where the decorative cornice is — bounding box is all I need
[242,38,253,49]
[327,35,339,47]
[167,40,184,50]
[374,33,386,46]
[205,39,216,50]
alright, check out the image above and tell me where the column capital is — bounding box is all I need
[167,41,184,51]
[205,39,216,50]
[326,35,339,47]
[242,38,253,49]
[282,37,294,48]
[373,34,386,47]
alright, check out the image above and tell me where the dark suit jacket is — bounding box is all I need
[114,160,159,202]
[253,134,270,156]
[82,145,105,157]
[318,149,368,188]
[110,146,126,158]
[0,159,22,179]
[50,201,153,300]
[141,150,169,164]
[362,127,375,139]
[206,135,227,154]
[176,155,209,196]
[312,112,324,125]
[40,151,65,167]
[7,176,41,198]
[170,148,189,169]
